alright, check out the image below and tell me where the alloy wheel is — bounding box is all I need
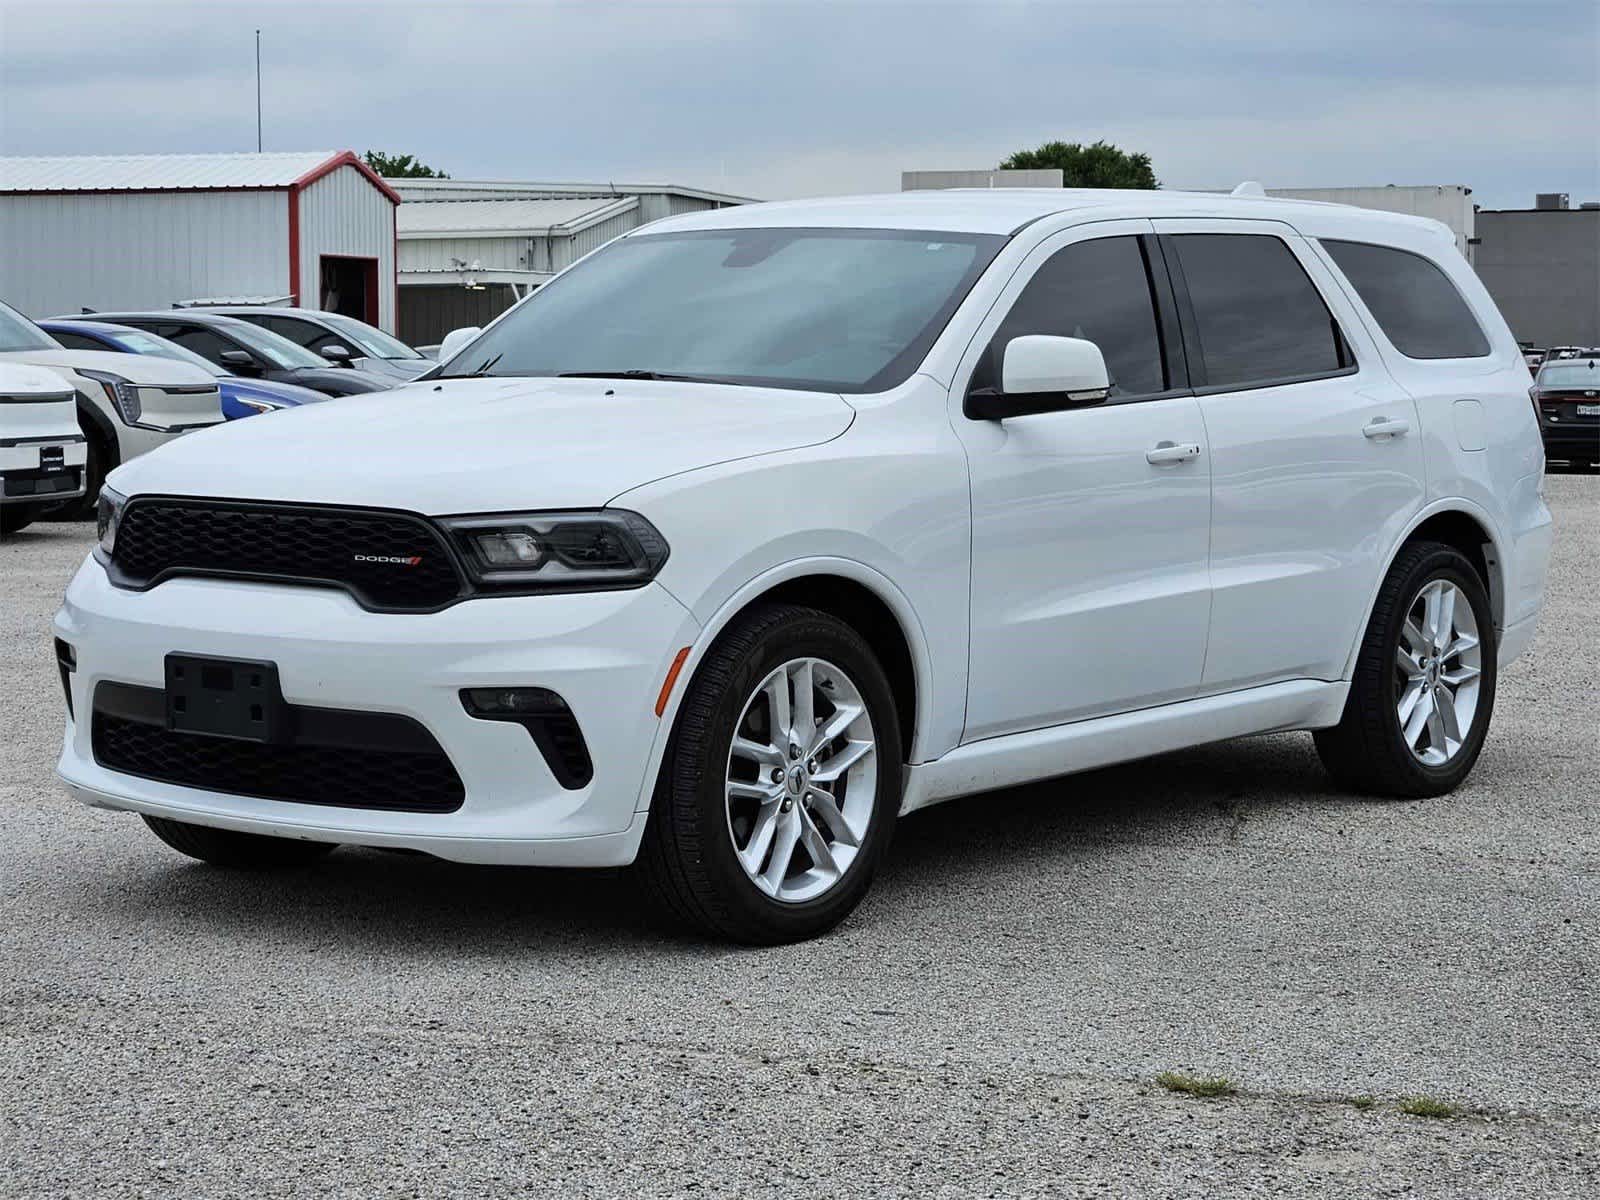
[724,657,877,903]
[1394,579,1483,766]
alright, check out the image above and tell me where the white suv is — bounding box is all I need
[1,363,88,535]
[55,189,1553,943]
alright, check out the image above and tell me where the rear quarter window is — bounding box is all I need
[1321,240,1490,359]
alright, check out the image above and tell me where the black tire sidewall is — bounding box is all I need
[671,608,903,941]
[1374,549,1498,793]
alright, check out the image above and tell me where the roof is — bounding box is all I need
[637,188,1460,239]
[0,150,401,203]
[389,177,754,206]
[396,195,638,239]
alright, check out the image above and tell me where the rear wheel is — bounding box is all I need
[636,603,903,944]
[142,815,338,868]
[1315,542,1496,797]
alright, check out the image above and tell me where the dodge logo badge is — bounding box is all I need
[354,554,422,566]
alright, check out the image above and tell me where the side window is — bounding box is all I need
[1321,240,1490,359]
[264,316,322,348]
[1168,234,1349,388]
[987,235,1167,399]
[48,331,104,351]
[160,325,233,366]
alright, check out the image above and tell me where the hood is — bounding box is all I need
[0,348,216,388]
[283,366,393,395]
[353,356,431,381]
[110,375,855,513]
[221,376,328,406]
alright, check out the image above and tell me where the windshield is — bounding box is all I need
[104,328,227,377]
[321,313,423,360]
[0,301,63,352]
[437,227,1006,392]
[1538,363,1600,387]
[222,320,329,369]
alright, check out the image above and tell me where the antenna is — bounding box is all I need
[255,30,263,152]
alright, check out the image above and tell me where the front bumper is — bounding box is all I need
[1,438,88,505]
[53,558,699,865]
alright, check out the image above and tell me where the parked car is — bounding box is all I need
[1522,348,1546,372]
[86,312,393,398]
[197,306,432,384]
[0,299,223,517]
[1,362,88,535]
[56,190,1552,944]
[1529,357,1600,467]
[40,320,327,421]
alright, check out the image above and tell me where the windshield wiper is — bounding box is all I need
[558,369,718,383]
[437,352,503,379]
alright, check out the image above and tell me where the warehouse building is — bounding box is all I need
[391,178,749,345]
[1475,199,1600,348]
[0,151,400,331]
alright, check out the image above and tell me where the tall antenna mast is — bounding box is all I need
[255,30,263,152]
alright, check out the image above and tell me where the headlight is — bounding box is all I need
[235,397,287,415]
[439,509,669,592]
[95,486,127,558]
[79,370,141,425]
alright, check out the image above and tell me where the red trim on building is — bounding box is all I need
[290,150,402,206]
[286,189,301,306]
[392,203,400,335]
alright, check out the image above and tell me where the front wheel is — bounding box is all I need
[0,504,41,537]
[1315,542,1496,797]
[142,815,338,868]
[637,603,903,944]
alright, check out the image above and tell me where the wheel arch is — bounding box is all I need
[1342,500,1505,679]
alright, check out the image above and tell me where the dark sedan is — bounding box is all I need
[1531,358,1600,467]
[199,306,432,384]
[87,312,394,397]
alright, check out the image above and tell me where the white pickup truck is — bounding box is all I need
[0,362,88,535]
[0,299,223,518]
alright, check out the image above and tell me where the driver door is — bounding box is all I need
[953,222,1212,740]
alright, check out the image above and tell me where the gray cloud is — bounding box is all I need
[1,0,1595,209]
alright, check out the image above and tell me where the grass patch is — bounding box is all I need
[1154,1070,1236,1098]
[1346,1095,1377,1111]
[1397,1095,1461,1118]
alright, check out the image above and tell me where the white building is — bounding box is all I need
[391,178,749,344]
[0,151,401,330]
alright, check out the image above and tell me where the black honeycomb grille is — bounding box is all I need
[92,712,465,814]
[110,499,464,611]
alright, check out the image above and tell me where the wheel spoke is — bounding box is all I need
[1441,663,1481,686]
[762,669,791,744]
[1434,586,1457,652]
[1403,687,1434,749]
[1434,685,1463,745]
[728,778,780,802]
[1425,694,1449,755]
[757,812,802,895]
[806,788,860,848]
[738,800,783,877]
[1402,617,1430,658]
[731,736,783,767]
[1397,678,1427,725]
[809,702,864,755]
[796,808,841,880]
[1443,632,1479,661]
[812,738,874,783]
[1395,642,1422,678]
[792,660,816,746]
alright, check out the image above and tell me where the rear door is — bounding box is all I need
[955,221,1213,738]
[1153,219,1426,691]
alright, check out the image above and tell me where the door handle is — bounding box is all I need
[1145,441,1202,465]
[1362,416,1411,439]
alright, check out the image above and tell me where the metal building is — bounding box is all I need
[391,178,749,345]
[1265,185,1477,261]
[0,151,401,331]
[1475,205,1600,347]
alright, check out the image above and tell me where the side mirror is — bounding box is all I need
[438,326,482,365]
[218,349,259,373]
[966,335,1111,420]
[320,342,354,365]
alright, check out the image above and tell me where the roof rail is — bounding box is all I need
[1230,181,1267,198]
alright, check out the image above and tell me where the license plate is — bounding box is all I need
[39,445,65,473]
[165,654,287,743]
[1577,404,1600,417]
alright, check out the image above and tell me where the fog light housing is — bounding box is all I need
[460,687,592,789]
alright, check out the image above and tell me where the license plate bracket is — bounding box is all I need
[1576,403,1600,417]
[39,445,65,473]
[165,654,288,743]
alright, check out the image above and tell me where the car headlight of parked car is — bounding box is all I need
[95,486,127,558]
[439,509,669,593]
[235,397,288,415]
[78,370,142,426]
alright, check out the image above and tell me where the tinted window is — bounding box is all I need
[157,325,237,366]
[989,236,1166,398]
[437,228,1006,393]
[1169,234,1348,388]
[1322,240,1490,359]
[262,315,322,347]
[47,330,106,351]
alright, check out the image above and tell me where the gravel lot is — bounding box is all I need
[2,475,1596,1199]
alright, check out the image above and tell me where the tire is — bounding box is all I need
[141,814,338,868]
[0,504,40,537]
[636,603,904,944]
[1314,541,1497,798]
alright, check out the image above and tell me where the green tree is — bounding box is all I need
[363,151,449,179]
[998,140,1158,189]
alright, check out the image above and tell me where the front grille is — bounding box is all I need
[110,498,465,611]
[92,686,465,813]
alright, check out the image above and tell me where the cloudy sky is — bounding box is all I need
[2,0,1596,209]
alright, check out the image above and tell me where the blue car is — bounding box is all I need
[38,319,328,420]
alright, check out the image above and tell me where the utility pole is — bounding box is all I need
[255,30,262,152]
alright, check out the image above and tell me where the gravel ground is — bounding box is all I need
[1,474,1596,1199]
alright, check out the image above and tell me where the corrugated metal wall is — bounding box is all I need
[0,190,288,317]
[296,165,397,331]
[399,236,530,273]
[398,284,518,347]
